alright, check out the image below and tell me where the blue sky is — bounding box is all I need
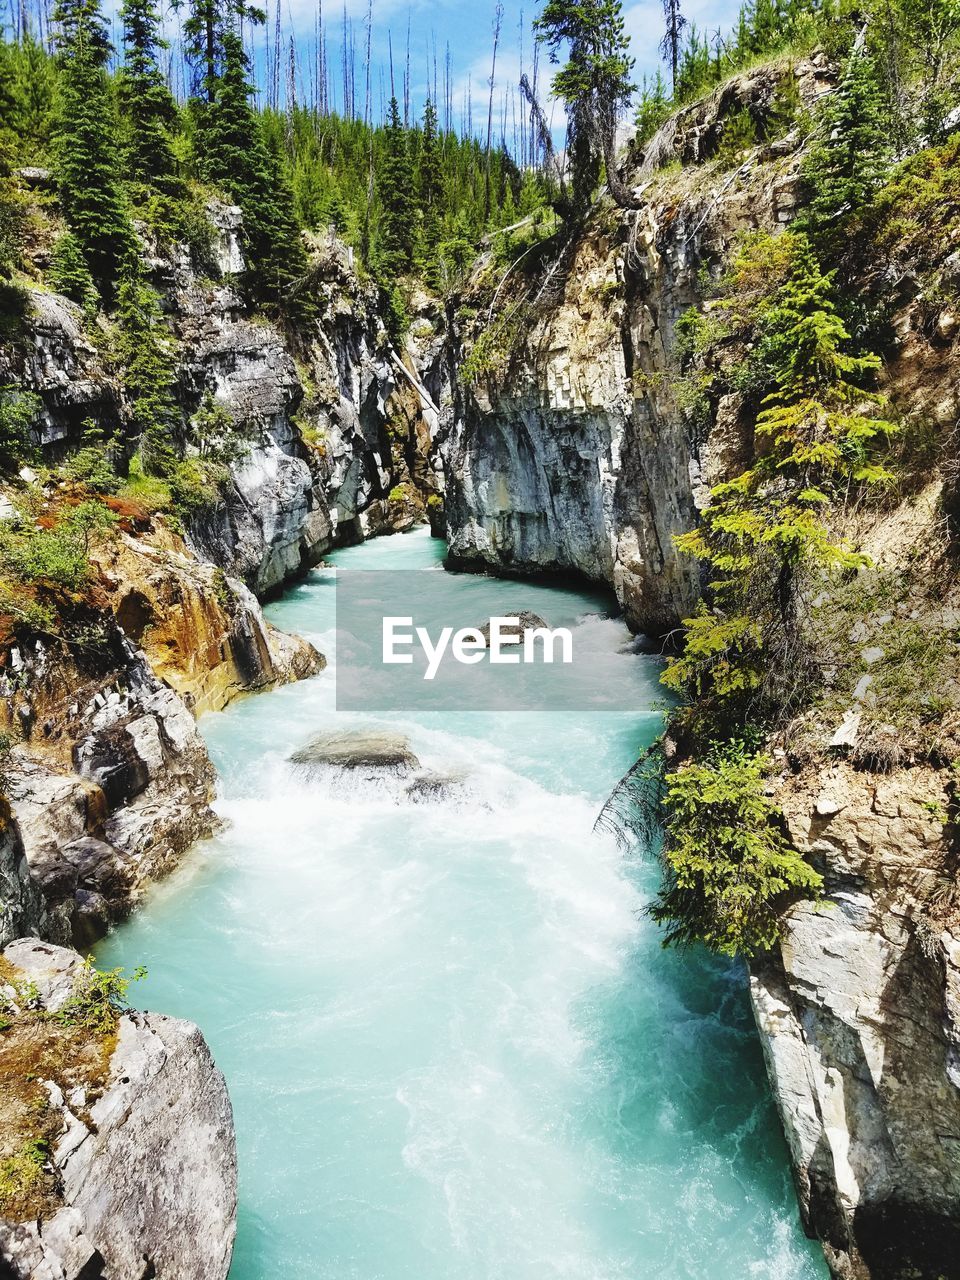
[279,0,744,124]
[133,0,742,133]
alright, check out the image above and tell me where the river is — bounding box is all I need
[96,527,827,1280]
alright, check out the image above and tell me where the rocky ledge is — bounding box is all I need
[752,764,960,1279]
[0,939,237,1280]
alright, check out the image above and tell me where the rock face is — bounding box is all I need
[1,635,218,948]
[0,803,48,949]
[0,939,237,1280]
[95,525,323,716]
[751,765,960,1279]
[169,220,424,593]
[435,59,833,633]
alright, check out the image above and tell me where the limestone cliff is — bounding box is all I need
[0,939,236,1280]
[435,58,831,633]
[752,764,960,1280]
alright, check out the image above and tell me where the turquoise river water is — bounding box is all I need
[97,528,828,1280]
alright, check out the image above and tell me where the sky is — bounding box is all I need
[271,0,744,127]
[108,0,743,138]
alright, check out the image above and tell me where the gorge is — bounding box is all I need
[1,12,959,1280]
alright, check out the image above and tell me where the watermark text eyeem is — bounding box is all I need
[382,616,574,681]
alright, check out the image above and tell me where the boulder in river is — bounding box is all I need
[476,611,548,645]
[289,729,421,774]
[404,769,469,803]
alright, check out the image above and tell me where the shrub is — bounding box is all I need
[52,957,147,1036]
[714,107,758,168]
[0,386,40,470]
[650,743,822,957]
[0,499,117,592]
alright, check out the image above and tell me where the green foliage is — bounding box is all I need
[635,70,672,145]
[0,1140,48,1211]
[651,743,823,956]
[114,258,180,471]
[118,0,185,224]
[663,231,897,720]
[187,391,254,464]
[52,957,147,1035]
[48,232,99,313]
[195,29,308,315]
[379,96,415,277]
[53,0,135,288]
[417,98,443,283]
[798,48,891,250]
[714,106,758,167]
[535,0,637,210]
[0,499,117,593]
[0,386,40,470]
[61,422,118,493]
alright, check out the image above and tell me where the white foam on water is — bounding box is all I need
[96,530,829,1280]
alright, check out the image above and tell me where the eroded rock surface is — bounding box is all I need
[752,765,960,1279]
[0,939,237,1280]
[436,59,834,634]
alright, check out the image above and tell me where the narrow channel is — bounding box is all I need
[97,528,827,1280]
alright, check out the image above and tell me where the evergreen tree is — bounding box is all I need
[417,98,443,282]
[378,96,414,276]
[53,0,133,288]
[115,254,180,473]
[182,0,223,103]
[0,45,23,282]
[119,0,183,204]
[49,231,98,311]
[200,28,307,312]
[663,232,897,713]
[798,48,891,247]
[534,0,638,212]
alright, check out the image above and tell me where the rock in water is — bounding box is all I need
[0,940,237,1280]
[475,612,549,645]
[289,729,421,773]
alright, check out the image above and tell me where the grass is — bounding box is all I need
[0,954,142,1221]
[791,565,960,768]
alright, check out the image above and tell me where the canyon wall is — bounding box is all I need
[434,62,827,634]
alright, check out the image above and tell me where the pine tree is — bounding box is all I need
[798,48,891,247]
[53,0,134,288]
[119,0,184,205]
[534,0,637,212]
[200,27,307,313]
[663,232,897,711]
[378,95,414,276]
[49,231,98,311]
[115,254,180,473]
[417,97,443,283]
[182,0,223,103]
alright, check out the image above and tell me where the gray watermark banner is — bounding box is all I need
[334,570,648,712]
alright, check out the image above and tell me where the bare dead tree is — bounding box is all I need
[483,1,503,221]
[363,0,371,127]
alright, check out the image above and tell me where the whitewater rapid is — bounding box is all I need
[97,528,826,1280]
